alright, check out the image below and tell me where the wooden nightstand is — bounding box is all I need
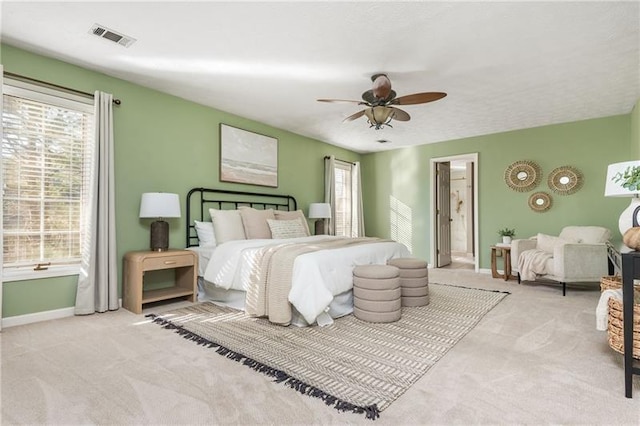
[123,249,198,314]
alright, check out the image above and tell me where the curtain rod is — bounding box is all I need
[324,155,355,165]
[3,71,121,105]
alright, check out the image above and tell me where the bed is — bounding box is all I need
[185,187,411,326]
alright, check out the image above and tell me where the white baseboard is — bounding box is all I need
[2,298,123,328]
[2,306,75,328]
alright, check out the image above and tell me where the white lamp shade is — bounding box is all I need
[139,193,181,218]
[308,203,331,219]
[604,161,640,197]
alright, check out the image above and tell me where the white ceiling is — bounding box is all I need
[1,1,639,153]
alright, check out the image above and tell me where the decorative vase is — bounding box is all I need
[502,236,512,244]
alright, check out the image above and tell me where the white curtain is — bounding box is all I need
[324,155,337,235]
[75,91,118,315]
[352,161,365,237]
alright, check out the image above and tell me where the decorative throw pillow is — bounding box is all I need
[194,220,216,246]
[536,233,571,254]
[267,219,308,239]
[273,210,311,236]
[238,207,275,239]
[209,209,246,244]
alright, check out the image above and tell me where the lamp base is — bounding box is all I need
[150,220,169,251]
[314,219,325,236]
[618,197,640,237]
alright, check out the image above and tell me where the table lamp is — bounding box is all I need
[139,192,181,251]
[604,160,640,236]
[308,202,331,235]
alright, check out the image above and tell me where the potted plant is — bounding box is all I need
[498,228,516,244]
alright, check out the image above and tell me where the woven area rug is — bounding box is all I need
[148,283,508,420]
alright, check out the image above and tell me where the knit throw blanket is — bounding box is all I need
[245,237,389,325]
[518,248,553,281]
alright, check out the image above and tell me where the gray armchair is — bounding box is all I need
[510,226,611,295]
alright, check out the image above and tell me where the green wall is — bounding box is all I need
[632,99,640,158]
[362,115,632,269]
[1,44,360,318]
[1,43,637,317]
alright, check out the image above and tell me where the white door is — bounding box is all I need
[436,161,452,267]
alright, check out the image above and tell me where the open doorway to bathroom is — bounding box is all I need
[430,153,478,271]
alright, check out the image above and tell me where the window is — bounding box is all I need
[333,160,360,237]
[2,80,94,280]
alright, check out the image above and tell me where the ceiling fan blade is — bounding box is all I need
[391,107,411,122]
[342,110,366,122]
[391,92,447,105]
[317,98,364,104]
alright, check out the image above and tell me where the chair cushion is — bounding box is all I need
[401,286,429,297]
[387,258,428,269]
[536,233,574,253]
[558,226,611,244]
[353,286,401,301]
[353,264,399,279]
[353,276,400,291]
[353,306,402,323]
[398,268,428,279]
[401,295,430,307]
[354,297,401,313]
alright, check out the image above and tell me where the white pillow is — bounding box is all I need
[267,219,308,239]
[209,209,246,244]
[194,220,216,246]
[536,233,571,254]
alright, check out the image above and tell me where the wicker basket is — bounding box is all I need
[607,290,640,359]
[601,275,622,292]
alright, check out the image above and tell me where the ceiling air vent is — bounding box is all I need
[89,24,136,48]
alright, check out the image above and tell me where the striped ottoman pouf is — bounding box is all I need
[387,258,429,307]
[352,264,401,323]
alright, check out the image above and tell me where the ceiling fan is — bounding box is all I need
[318,74,447,130]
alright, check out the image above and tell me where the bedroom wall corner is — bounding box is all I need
[0,43,361,321]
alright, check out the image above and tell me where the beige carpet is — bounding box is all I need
[148,284,508,419]
[2,268,639,425]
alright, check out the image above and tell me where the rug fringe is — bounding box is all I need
[145,313,380,420]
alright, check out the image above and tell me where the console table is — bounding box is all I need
[620,251,640,398]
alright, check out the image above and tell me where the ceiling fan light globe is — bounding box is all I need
[365,106,395,129]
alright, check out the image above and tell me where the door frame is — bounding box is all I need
[430,153,479,271]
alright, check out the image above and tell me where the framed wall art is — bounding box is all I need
[220,124,278,187]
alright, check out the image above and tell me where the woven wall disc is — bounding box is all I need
[504,160,541,192]
[548,165,583,195]
[528,192,552,212]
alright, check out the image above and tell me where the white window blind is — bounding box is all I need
[334,160,354,237]
[2,82,94,275]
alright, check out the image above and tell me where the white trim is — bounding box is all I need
[2,298,123,328]
[2,306,75,328]
[430,153,480,272]
[3,265,80,282]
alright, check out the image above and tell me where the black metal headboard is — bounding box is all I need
[186,187,298,247]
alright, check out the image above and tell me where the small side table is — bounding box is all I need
[490,245,515,281]
[123,249,198,314]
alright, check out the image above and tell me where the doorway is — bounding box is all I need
[430,153,478,271]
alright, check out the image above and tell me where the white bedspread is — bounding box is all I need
[203,235,410,324]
